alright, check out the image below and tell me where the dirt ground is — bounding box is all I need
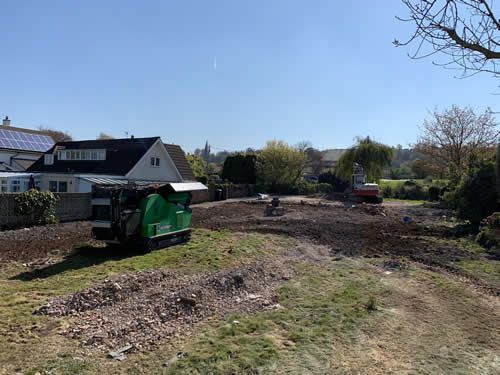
[192,199,498,295]
[0,197,499,374]
[0,221,93,262]
[0,197,495,292]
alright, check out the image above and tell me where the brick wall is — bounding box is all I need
[0,193,92,228]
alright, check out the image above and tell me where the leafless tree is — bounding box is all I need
[395,0,500,78]
[97,132,115,140]
[305,147,325,175]
[295,140,313,152]
[415,105,499,179]
[38,126,73,142]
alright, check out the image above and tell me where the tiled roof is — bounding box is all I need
[164,144,196,181]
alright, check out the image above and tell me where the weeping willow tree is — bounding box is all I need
[337,137,394,182]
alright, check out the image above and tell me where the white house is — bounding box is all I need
[26,136,196,193]
[0,116,55,172]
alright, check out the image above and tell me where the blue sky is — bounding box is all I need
[1,0,498,153]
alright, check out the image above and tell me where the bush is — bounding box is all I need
[318,171,349,193]
[382,182,429,201]
[453,159,497,226]
[398,184,427,200]
[317,183,333,193]
[428,185,441,201]
[255,181,332,196]
[389,168,402,180]
[382,185,393,198]
[295,181,317,195]
[14,189,58,225]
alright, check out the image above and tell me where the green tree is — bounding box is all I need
[452,158,497,226]
[186,154,207,179]
[256,140,307,190]
[337,136,394,182]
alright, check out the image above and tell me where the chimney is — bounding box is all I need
[2,116,10,126]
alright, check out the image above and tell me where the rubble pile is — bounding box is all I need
[34,270,170,316]
[35,263,291,351]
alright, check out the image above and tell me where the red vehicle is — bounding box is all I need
[350,163,383,203]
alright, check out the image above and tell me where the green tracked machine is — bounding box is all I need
[91,182,207,251]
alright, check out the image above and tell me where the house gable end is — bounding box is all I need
[125,139,183,182]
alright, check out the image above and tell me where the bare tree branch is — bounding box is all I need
[396,0,500,77]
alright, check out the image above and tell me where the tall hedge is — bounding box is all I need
[222,153,257,184]
[454,159,497,226]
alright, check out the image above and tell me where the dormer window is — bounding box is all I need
[44,154,54,165]
[57,149,106,161]
[150,157,160,167]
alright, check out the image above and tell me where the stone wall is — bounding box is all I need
[0,193,92,228]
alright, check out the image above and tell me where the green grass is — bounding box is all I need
[0,229,294,374]
[384,198,425,204]
[165,261,386,375]
[379,179,448,189]
[379,179,425,189]
[26,353,95,375]
[459,259,500,290]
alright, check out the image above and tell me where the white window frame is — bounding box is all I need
[0,179,7,193]
[44,154,54,165]
[55,149,106,161]
[150,157,160,167]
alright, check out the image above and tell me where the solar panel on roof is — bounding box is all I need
[0,129,54,152]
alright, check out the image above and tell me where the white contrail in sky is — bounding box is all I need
[214,57,217,70]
